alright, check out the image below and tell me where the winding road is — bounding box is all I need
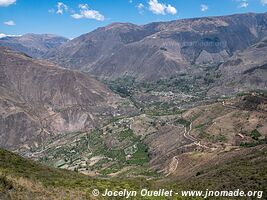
[166,121,210,176]
[183,123,197,142]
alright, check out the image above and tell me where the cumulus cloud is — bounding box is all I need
[4,20,15,26]
[148,0,165,14]
[71,4,105,21]
[0,0,16,7]
[261,0,267,5]
[56,2,68,14]
[200,4,209,12]
[238,0,249,8]
[148,0,177,15]
[166,4,177,15]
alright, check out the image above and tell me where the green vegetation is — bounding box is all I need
[240,129,266,147]
[198,131,209,139]
[190,113,202,121]
[91,128,150,168]
[240,140,266,148]
[175,118,191,127]
[202,133,227,143]
[39,125,150,177]
[197,131,228,143]
[100,164,121,175]
[251,129,261,140]
[119,129,134,141]
[194,123,206,129]
[175,147,267,198]
[105,75,206,95]
[145,103,182,116]
[0,174,13,192]
[127,143,149,165]
[1,143,267,199]
[104,75,207,118]
[212,134,227,143]
[0,148,151,199]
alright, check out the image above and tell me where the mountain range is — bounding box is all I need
[42,13,267,86]
[0,34,68,58]
[1,13,266,97]
[0,12,266,197]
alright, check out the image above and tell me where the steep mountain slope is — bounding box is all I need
[44,23,158,71]
[0,34,68,58]
[44,13,267,82]
[1,145,266,200]
[0,148,148,200]
[144,93,267,173]
[168,144,267,196]
[0,47,132,152]
[208,37,267,96]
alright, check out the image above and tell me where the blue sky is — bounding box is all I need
[0,0,267,39]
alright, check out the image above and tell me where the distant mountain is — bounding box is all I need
[44,13,267,83]
[44,22,156,72]
[0,47,130,152]
[0,33,69,58]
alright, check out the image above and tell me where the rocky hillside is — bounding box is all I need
[208,37,267,96]
[44,13,267,83]
[0,34,68,58]
[0,47,133,152]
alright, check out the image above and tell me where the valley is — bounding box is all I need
[23,86,266,180]
[0,11,267,200]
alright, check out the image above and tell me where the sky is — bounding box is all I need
[0,0,267,39]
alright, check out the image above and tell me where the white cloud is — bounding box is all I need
[166,4,177,15]
[200,4,209,12]
[148,0,166,15]
[261,0,267,5]
[148,0,177,15]
[4,20,15,26]
[129,0,133,3]
[0,0,16,7]
[56,2,68,15]
[78,4,88,10]
[239,0,249,8]
[71,13,83,19]
[137,3,145,10]
[136,3,145,14]
[71,4,105,21]
[0,33,21,38]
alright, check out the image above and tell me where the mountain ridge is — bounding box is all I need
[42,12,267,91]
